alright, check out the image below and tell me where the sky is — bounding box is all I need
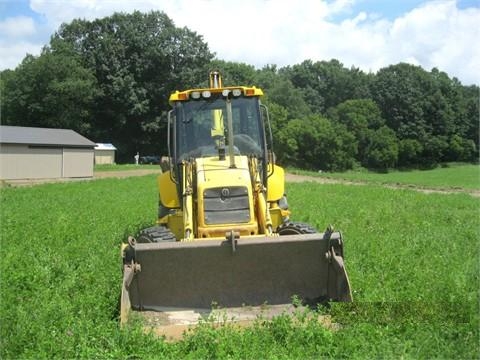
[0,0,479,85]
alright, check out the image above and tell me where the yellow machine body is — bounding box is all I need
[121,72,352,329]
[157,156,288,240]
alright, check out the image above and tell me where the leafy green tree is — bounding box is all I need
[398,138,423,167]
[50,11,214,160]
[330,99,385,131]
[421,135,449,167]
[371,63,431,135]
[456,84,479,159]
[1,51,98,134]
[424,69,478,162]
[371,63,478,165]
[255,66,311,120]
[329,99,386,166]
[0,69,14,106]
[283,59,372,113]
[277,115,357,171]
[280,60,326,113]
[446,135,477,162]
[427,68,458,137]
[363,126,399,170]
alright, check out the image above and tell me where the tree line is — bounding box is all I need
[1,11,478,170]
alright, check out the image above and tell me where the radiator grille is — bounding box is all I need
[203,186,250,225]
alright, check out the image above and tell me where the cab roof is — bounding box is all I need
[169,86,264,103]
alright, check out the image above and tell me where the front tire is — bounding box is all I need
[277,222,317,235]
[137,226,176,243]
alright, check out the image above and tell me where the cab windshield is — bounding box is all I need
[174,96,264,161]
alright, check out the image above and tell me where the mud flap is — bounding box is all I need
[122,233,352,313]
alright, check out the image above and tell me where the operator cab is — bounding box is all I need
[174,95,265,160]
[167,73,273,190]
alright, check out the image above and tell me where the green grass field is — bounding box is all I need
[1,173,478,358]
[290,163,480,190]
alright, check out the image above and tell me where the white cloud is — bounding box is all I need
[0,16,42,69]
[0,41,42,69]
[385,1,480,83]
[0,16,36,38]
[0,0,479,85]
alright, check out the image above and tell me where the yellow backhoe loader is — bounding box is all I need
[121,72,351,336]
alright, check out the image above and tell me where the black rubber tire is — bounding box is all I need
[277,222,317,235]
[137,226,177,243]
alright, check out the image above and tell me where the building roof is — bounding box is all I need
[95,143,117,150]
[0,125,95,148]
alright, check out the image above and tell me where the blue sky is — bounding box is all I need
[0,0,479,84]
[346,0,478,19]
[4,0,477,20]
[0,0,43,22]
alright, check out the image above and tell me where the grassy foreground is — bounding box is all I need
[291,163,480,190]
[1,175,478,358]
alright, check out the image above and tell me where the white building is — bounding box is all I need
[0,125,95,180]
[94,143,117,165]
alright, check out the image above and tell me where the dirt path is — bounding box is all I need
[285,173,480,198]
[2,169,162,187]
[5,169,479,197]
[95,170,480,198]
[94,169,161,179]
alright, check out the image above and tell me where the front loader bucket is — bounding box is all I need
[121,232,351,324]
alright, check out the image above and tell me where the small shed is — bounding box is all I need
[0,125,95,180]
[94,143,117,165]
